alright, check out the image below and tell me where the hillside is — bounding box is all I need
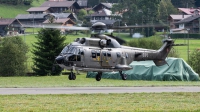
[0,0,46,18]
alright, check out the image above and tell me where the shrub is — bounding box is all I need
[188,49,200,75]
[0,36,28,76]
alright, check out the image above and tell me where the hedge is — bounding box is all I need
[169,33,200,39]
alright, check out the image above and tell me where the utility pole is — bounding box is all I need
[199,18,200,34]
[147,8,149,37]
[33,13,34,34]
[187,28,190,62]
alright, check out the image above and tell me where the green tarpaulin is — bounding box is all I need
[87,58,199,81]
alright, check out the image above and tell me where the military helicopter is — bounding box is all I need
[55,22,174,81]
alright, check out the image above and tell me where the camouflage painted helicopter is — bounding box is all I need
[55,22,174,81]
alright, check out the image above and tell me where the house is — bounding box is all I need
[26,7,53,14]
[93,3,114,12]
[15,13,77,26]
[77,0,88,8]
[43,18,76,33]
[89,8,120,26]
[168,15,191,29]
[0,18,22,36]
[173,10,200,33]
[16,14,49,26]
[178,8,200,15]
[40,1,81,13]
[49,13,78,22]
[49,0,88,8]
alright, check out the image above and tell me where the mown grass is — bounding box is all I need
[0,75,200,88]
[0,0,46,18]
[0,93,200,111]
[174,39,200,61]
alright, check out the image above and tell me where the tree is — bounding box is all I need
[171,0,195,8]
[87,0,119,7]
[0,36,28,76]
[77,9,87,21]
[195,0,200,7]
[112,0,160,37]
[158,0,178,23]
[32,28,66,76]
[87,0,100,7]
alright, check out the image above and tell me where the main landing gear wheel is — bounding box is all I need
[96,72,102,81]
[119,71,127,80]
[69,70,76,80]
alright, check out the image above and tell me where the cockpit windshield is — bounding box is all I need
[61,46,69,54]
[60,44,80,55]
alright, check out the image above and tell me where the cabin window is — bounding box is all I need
[91,50,96,58]
[102,51,106,56]
[125,53,128,58]
[96,50,100,56]
[116,52,121,57]
[107,52,111,57]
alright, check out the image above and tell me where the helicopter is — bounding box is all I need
[55,22,174,81]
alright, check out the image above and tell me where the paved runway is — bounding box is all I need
[0,87,200,95]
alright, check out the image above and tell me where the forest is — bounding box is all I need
[87,0,200,8]
[0,0,200,8]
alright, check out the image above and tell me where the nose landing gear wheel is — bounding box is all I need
[96,72,102,81]
[69,72,76,80]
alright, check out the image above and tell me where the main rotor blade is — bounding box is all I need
[110,24,168,29]
[22,25,90,31]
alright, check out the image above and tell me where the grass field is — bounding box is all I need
[0,93,200,111]
[0,0,46,18]
[0,75,200,88]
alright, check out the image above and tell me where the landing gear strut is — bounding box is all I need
[119,71,127,80]
[68,69,76,80]
[96,72,102,81]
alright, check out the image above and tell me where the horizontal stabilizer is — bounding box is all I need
[153,60,167,66]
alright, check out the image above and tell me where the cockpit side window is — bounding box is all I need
[78,49,84,55]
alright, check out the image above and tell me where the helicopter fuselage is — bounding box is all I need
[56,35,173,72]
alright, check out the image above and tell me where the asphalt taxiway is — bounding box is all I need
[0,87,200,95]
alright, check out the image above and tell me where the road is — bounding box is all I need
[0,87,200,95]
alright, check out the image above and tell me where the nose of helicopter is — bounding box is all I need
[55,56,64,64]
